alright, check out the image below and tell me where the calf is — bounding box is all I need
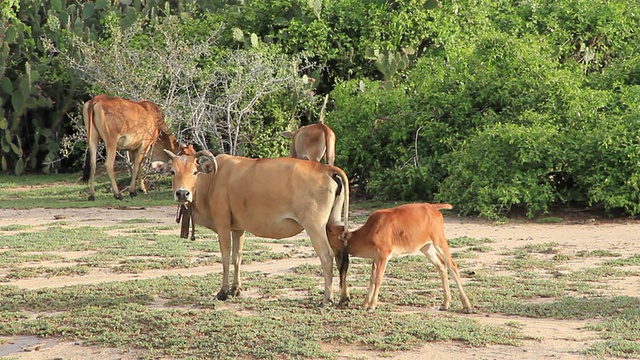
[280,123,336,165]
[327,203,472,313]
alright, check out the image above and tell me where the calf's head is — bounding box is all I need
[326,224,351,253]
[152,149,217,204]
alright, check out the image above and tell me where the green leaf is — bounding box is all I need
[424,0,439,10]
[51,0,62,12]
[0,116,7,130]
[250,33,259,48]
[10,141,22,156]
[82,2,95,20]
[95,0,108,9]
[1,156,6,171]
[231,28,244,42]
[15,158,24,175]
[1,77,12,95]
[1,135,9,152]
[4,25,17,42]
[11,89,25,114]
[31,70,40,83]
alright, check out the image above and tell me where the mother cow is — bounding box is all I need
[153,150,350,306]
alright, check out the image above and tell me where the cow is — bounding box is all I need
[280,123,336,166]
[81,94,182,201]
[153,150,350,306]
[326,203,473,313]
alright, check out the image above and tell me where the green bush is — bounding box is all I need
[438,123,563,219]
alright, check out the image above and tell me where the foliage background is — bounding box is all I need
[1,0,639,219]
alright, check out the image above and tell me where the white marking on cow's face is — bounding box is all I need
[170,156,200,204]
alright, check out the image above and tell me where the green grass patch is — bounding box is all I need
[605,254,640,267]
[0,224,33,231]
[535,217,563,224]
[0,173,174,209]
[503,242,561,255]
[448,236,494,248]
[0,274,526,358]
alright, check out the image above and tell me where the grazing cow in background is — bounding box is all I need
[281,123,336,166]
[81,94,182,201]
[326,203,473,313]
[153,150,350,306]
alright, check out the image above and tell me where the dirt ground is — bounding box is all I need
[1,205,639,359]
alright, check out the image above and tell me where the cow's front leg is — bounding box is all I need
[229,230,245,297]
[216,230,232,300]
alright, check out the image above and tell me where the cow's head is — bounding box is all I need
[153,150,217,204]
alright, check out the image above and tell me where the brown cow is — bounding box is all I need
[153,151,350,306]
[327,203,473,313]
[81,94,181,201]
[280,123,336,165]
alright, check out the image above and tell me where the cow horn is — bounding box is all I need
[195,150,218,174]
[164,149,177,159]
[194,150,215,159]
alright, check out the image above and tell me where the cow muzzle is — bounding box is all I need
[175,189,192,204]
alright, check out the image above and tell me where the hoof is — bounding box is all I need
[88,195,95,201]
[114,194,124,201]
[216,290,229,301]
[129,190,138,198]
[338,297,350,307]
[462,307,474,314]
[229,286,242,297]
[439,304,449,312]
[316,300,334,308]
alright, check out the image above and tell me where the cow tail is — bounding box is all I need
[81,99,94,182]
[331,169,349,237]
[324,126,336,166]
[339,244,350,290]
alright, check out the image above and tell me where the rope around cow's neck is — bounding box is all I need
[176,204,196,240]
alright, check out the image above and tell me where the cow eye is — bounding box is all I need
[169,170,176,176]
[193,171,199,176]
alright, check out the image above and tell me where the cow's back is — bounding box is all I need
[196,155,344,238]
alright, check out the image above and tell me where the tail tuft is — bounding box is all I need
[433,203,453,211]
[80,150,91,183]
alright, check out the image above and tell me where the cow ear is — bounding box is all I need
[198,160,217,174]
[152,160,171,174]
[280,131,295,139]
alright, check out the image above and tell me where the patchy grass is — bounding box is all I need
[1,175,640,358]
[0,173,174,209]
[448,236,494,248]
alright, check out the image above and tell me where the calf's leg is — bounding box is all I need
[366,257,388,311]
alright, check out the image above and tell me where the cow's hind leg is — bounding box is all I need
[421,243,452,311]
[86,133,99,201]
[229,230,245,297]
[104,141,123,200]
[306,226,335,307]
[335,252,350,306]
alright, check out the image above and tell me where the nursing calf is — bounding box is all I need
[327,203,473,313]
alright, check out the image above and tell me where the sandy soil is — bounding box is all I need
[1,205,639,359]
